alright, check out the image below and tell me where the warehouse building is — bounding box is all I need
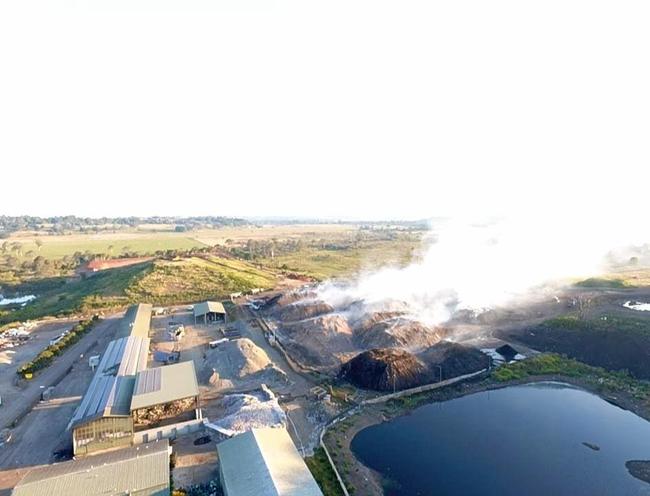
[12,440,170,496]
[69,304,201,456]
[194,301,227,324]
[68,334,150,454]
[217,427,323,496]
[130,360,201,429]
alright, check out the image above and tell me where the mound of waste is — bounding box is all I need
[418,341,490,378]
[279,314,354,369]
[354,314,447,350]
[272,299,448,372]
[206,385,286,436]
[340,348,429,391]
[276,300,335,322]
[201,338,287,390]
[340,341,489,391]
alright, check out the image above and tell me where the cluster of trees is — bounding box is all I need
[16,316,99,378]
[0,215,250,236]
[0,240,82,284]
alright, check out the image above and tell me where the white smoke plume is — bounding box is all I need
[317,214,650,325]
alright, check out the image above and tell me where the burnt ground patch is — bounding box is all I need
[501,314,650,379]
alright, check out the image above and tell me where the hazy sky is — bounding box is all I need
[1,1,648,220]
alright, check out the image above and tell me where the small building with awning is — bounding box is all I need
[193,301,227,324]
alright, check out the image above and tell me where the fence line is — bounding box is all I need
[361,368,488,405]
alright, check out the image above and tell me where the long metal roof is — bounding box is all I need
[130,361,199,411]
[68,304,153,429]
[217,427,323,496]
[12,440,170,496]
[116,303,153,339]
[193,301,226,317]
[68,335,150,429]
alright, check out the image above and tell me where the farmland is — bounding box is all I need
[3,232,206,260]
[257,236,422,280]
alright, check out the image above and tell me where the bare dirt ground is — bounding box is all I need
[0,320,73,415]
[171,433,219,490]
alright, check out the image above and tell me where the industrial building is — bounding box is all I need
[69,304,201,456]
[12,440,170,496]
[217,427,323,496]
[194,301,227,324]
[116,303,153,338]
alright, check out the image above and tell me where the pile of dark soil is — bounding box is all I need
[340,348,429,391]
[417,341,490,379]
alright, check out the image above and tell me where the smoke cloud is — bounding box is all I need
[317,214,649,325]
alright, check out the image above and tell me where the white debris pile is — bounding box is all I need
[208,385,286,435]
[623,301,650,312]
[0,295,36,306]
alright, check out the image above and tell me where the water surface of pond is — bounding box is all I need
[351,383,650,495]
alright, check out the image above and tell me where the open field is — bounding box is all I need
[257,236,423,281]
[4,232,205,260]
[3,224,362,260]
[192,224,360,246]
[584,268,650,288]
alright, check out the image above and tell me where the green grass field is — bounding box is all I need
[5,234,205,260]
[258,238,422,280]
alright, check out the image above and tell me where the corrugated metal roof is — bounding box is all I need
[116,303,152,339]
[130,361,199,411]
[12,440,170,496]
[193,301,226,317]
[217,427,323,496]
[68,335,150,429]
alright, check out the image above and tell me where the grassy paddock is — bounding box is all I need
[259,238,423,280]
[4,233,205,260]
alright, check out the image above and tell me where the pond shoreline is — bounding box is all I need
[324,374,650,495]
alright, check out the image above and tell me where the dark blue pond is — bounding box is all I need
[351,383,650,496]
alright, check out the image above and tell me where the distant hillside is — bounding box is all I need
[0,256,277,325]
[126,256,278,304]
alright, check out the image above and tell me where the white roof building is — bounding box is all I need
[217,427,323,496]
